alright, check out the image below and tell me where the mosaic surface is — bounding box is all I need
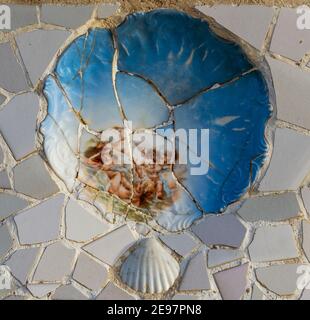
[0,3,310,300]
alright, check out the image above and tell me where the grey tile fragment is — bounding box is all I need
[13,154,59,199]
[302,220,310,261]
[14,194,64,244]
[51,284,88,300]
[27,283,60,298]
[2,5,37,31]
[159,233,197,257]
[208,249,244,268]
[172,294,201,300]
[301,186,310,214]
[0,193,29,221]
[192,214,246,248]
[214,263,248,300]
[0,224,13,258]
[0,170,10,189]
[96,282,134,300]
[33,241,75,282]
[251,284,264,300]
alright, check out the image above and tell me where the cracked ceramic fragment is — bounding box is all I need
[180,252,210,291]
[0,93,39,160]
[0,193,29,221]
[302,187,310,214]
[267,57,310,130]
[65,199,110,242]
[270,8,310,61]
[13,154,59,199]
[0,170,10,189]
[33,241,76,282]
[14,194,64,244]
[16,30,70,85]
[256,264,302,296]
[174,71,271,213]
[159,233,198,257]
[207,249,244,268]
[83,225,136,265]
[249,225,298,262]
[55,29,122,131]
[259,128,310,191]
[41,5,94,28]
[302,220,310,261]
[238,192,301,222]
[2,5,37,31]
[73,253,108,291]
[198,5,274,49]
[52,284,88,300]
[116,72,169,129]
[192,214,246,248]
[214,263,248,300]
[251,284,264,300]
[27,284,60,298]
[5,247,40,284]
[0,224,13,258]
[116,9,253,105]
[0,43,28,92]
[96,282,134,300]
[119,238,180,294]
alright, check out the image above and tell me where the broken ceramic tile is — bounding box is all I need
[192,214,246,248]
[83,225,136,265]
[96,282,134,300]
[251,284,264,300]
[267,57,310,130]
[256,264,301,296]
[174,71,271,213]
[173,294,201,300]
[3,5,37,31]
[159,233,198,257]
[214,263,248,300]
[207,249,244,268]
[0,224,13,258]
[116,9,253,105]
[301,187,310,214]
[14,194,64,244]
[302,220,310,261]
[5,247,40,284]
[249,225,298,262]
[0,93,39,160]
[73,252,108,291]
[116,72,169,129]
[198,5,274,49]
[238,192,301,222]
[13,154,59,199]
[33,241,76,282]
[65,199,109,242]
[41,5,93,28]
[180,252,210,291]
[0,193,29,221]
[0,42,28,92]
[119,238,180,294]
[51,284,88,300]
[16,29,70,85]
[259,128,310,191]
[27,283,60,298]
[0,170,10,189]
[270,8,310,61]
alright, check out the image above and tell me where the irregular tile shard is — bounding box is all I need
[5,247,40,284]
[256,264,302,296]
[73,253,108,291]
[0,93,39,160]
[0,193,29,221]
[251,284,264,300]
[173,294,201,300]
[207,249,244,268]
[33,241,76,282]
[302,220,310,261]
[259,128,310,191]
[249,225,298,262]
[0,170,10,189]
[214,263,248,300]
[13,154,59,199]
[0,224,13,258]
[16,30,70,85]
[159,233,198,257]
[238,192,301,222]
[198,5,274,49]
[27,284,60,298]
[3,5,37,31]
[14,194,64,244]
[96,282,134,300]
[83,225,136,265]
[65,199,109,242]
[180,252,210,291]
[52,284,88,300]
[192,214,246,248]
[301,187,310,214]
[0,42,28,92]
